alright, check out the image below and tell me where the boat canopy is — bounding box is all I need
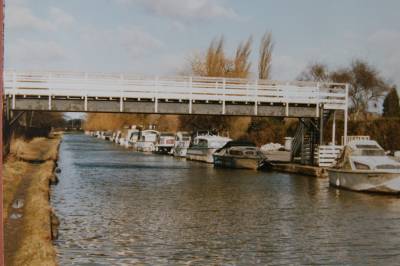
[218,141,256,151]
[193,135,231,148]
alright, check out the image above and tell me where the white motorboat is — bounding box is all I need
[173,132,191,157]
[328,140,400,194]
[213,141,270,170]
[186,134,232,163]
[103,131,113,141]
[155,132,175,154]
[114,130,122,144]
[128,130,140,149]
[137,130,159,152]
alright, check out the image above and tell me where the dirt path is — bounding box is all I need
[3,136,61,266]
[4,164,37,266]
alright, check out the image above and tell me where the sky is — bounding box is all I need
[4,0,400,92]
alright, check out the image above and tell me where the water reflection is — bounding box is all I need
[52,134,400,265]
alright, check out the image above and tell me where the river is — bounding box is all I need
[52,134,400,265]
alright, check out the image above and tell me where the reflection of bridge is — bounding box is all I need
[4,70,349,164]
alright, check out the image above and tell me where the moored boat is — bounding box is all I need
[213,141,270,170]
[186,134,231,163]
[137,130,159,152]
[327,140,400,194]
[155,132,175,154]
[128,129,140,149]
[173,132,191,157]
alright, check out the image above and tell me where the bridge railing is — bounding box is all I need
[4,70,348,110]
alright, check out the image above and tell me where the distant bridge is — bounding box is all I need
[4,70,348,118]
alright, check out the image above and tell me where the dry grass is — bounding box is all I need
[3,136,61,266]
[3,156,27,220]
[12,161,57,266]
[11,137,60,162]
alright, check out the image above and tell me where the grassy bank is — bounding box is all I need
[3,136,61,266]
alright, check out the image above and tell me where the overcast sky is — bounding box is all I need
[5,0,400,90]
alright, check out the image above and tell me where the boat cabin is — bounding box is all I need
[192,135,231,149]
[334,140,400,172]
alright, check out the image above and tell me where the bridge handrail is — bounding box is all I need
[3,70,348,109]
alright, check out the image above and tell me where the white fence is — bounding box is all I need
[315,145,343,167]
[4,70,349,113]
[341,136,370,146]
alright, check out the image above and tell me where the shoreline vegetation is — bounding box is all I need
[3,134,61,266]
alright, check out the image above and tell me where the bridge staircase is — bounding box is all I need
[292,109,333,165]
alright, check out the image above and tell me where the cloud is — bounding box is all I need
[6,5,54,31]
[119,27,163,58]
[7,38,68,65]
[117,0,238,21]
[81,26,163,59]
[49,7,76,28]
[367,29,400,87]
[6,3,76,32]
[271,55,306,81]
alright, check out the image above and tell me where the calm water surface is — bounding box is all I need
[52,134,400,265]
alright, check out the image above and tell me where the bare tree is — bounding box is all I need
[298,63,330,82]
[231,36,252,78]
[205,37,227,77]
[298,60,391,120]
[258,31,274,79]
[330,60,390,120]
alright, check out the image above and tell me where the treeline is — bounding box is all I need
[84,32,400,147]
[299,61,397,120]
[85,32,276,142]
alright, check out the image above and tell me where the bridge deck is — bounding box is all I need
[4,71,348,117]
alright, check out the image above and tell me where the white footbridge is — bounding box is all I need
[4,70,348,118]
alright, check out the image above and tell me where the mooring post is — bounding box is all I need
[0,0,5,264]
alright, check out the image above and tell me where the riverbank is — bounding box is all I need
[3,135,61,266]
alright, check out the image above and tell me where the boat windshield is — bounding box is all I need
[229,150,243,156]
[358,149,385,156]
[209,141,228,149]
[376,164,400,170]
[244,150,257,156]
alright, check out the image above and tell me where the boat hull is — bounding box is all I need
[186,148,216,163]
[137,142,156,152]
[213,155,266,170]
[328,169,400,194]
[173,147,188,157]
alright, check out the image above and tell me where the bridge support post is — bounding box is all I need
[48,94,52,110]
[332,110,336,145]
[222,78,226,114]
[154,77,159,113]
[254,80,258,115]
[189,77,193,114]
[120,96,123,112]
[343,84,349,145]
[285,103,289,116]
[84,95,88,111]
[319,106,324,145]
